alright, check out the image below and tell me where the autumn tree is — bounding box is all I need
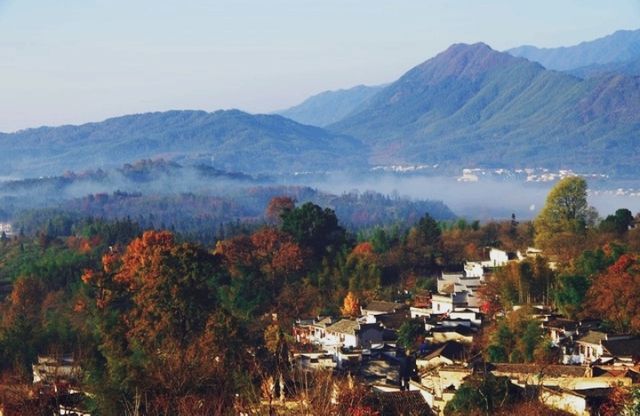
[586,254,640,334]
[346,243,382,295]
[0,276,45,376]
[82,230,243,414]
[261,324,291,405]
[265,196,295,225]
[341,291,360,317]
[215,227,305,321]
[488,258,555,309]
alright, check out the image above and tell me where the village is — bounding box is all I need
[5,246,640,415]
[289,247,640,416]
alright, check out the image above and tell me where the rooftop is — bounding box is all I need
[602,337,640,358]
[327,319,360,335]
[543,318,578,331]
[371,390,434,416]
[363,300,408,313]
[577,330,609,345]
[490,363,588,378]
[422,341,467,362]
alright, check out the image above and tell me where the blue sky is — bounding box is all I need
[1,0,639,132]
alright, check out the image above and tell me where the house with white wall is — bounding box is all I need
[431,293,468,315]
[323,319,384,350]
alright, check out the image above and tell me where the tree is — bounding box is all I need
[265,196,295,225]
[534,176,596,254]
[404,213,443,276]
[554,274,590,319]
[0,276,46,375]
[444,374,519,415]
[586,254,640,333]
[341,292,360,317]
[600,208,635,235]
[396,318,426,352]
[281,202,346,258]
[215,227,305,317]
[81,230,242,414]
[485,308,551,363]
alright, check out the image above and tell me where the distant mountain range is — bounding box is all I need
[277,84,386,126]
[329,42,640,175]
[2,29,639,180]
[0,110,366,177]
[507,29,640,72]
[567,58,640,79]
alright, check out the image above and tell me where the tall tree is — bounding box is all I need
[341,291,360,317]
[82,231,241,414]
[281,202,346,258]
[534,176,596,257]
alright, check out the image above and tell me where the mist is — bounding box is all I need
[1,164,639,226]
[297,172,640,220]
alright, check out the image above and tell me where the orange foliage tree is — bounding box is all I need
[265,196,295,225]
[341,291,360,317]
[586,254,640,334]
[81,230,242,414]
[216,227,304,282]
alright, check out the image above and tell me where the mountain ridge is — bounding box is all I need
[0,109,369,177]
[507,28,640,71]
[276,84,386,127]
[329,42,640,175]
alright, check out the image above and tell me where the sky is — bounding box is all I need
[1,0,639,132]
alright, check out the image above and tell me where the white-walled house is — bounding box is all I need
[323,319,384,349]
[410,307,432,319]
[463,261,484,278]
[485,248,518,267]
[294,316,337,345]
[575,331,637,364]
[448,309,482,327]
[431,293,468,315]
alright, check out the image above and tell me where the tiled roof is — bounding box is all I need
[310,316,336,328]
[431,325,475,336]
[371,390,434,416]
[364,300,407,313]
[577,330,608,345]
[376,311,411,330]
[490,363,588,378]
[544,318,578,331]
[592,367,640,380]
[423,341,466,362]
[602,338,640,358]
[327,319,360,335]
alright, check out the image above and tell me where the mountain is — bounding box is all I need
[568,57,640,79]
[507,29,640,71]
[330,43,640,176]
[277,84,385,127]
[0,110,368,177]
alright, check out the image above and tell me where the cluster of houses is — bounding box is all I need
[292,247,640,416]
[0,355,91,416]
